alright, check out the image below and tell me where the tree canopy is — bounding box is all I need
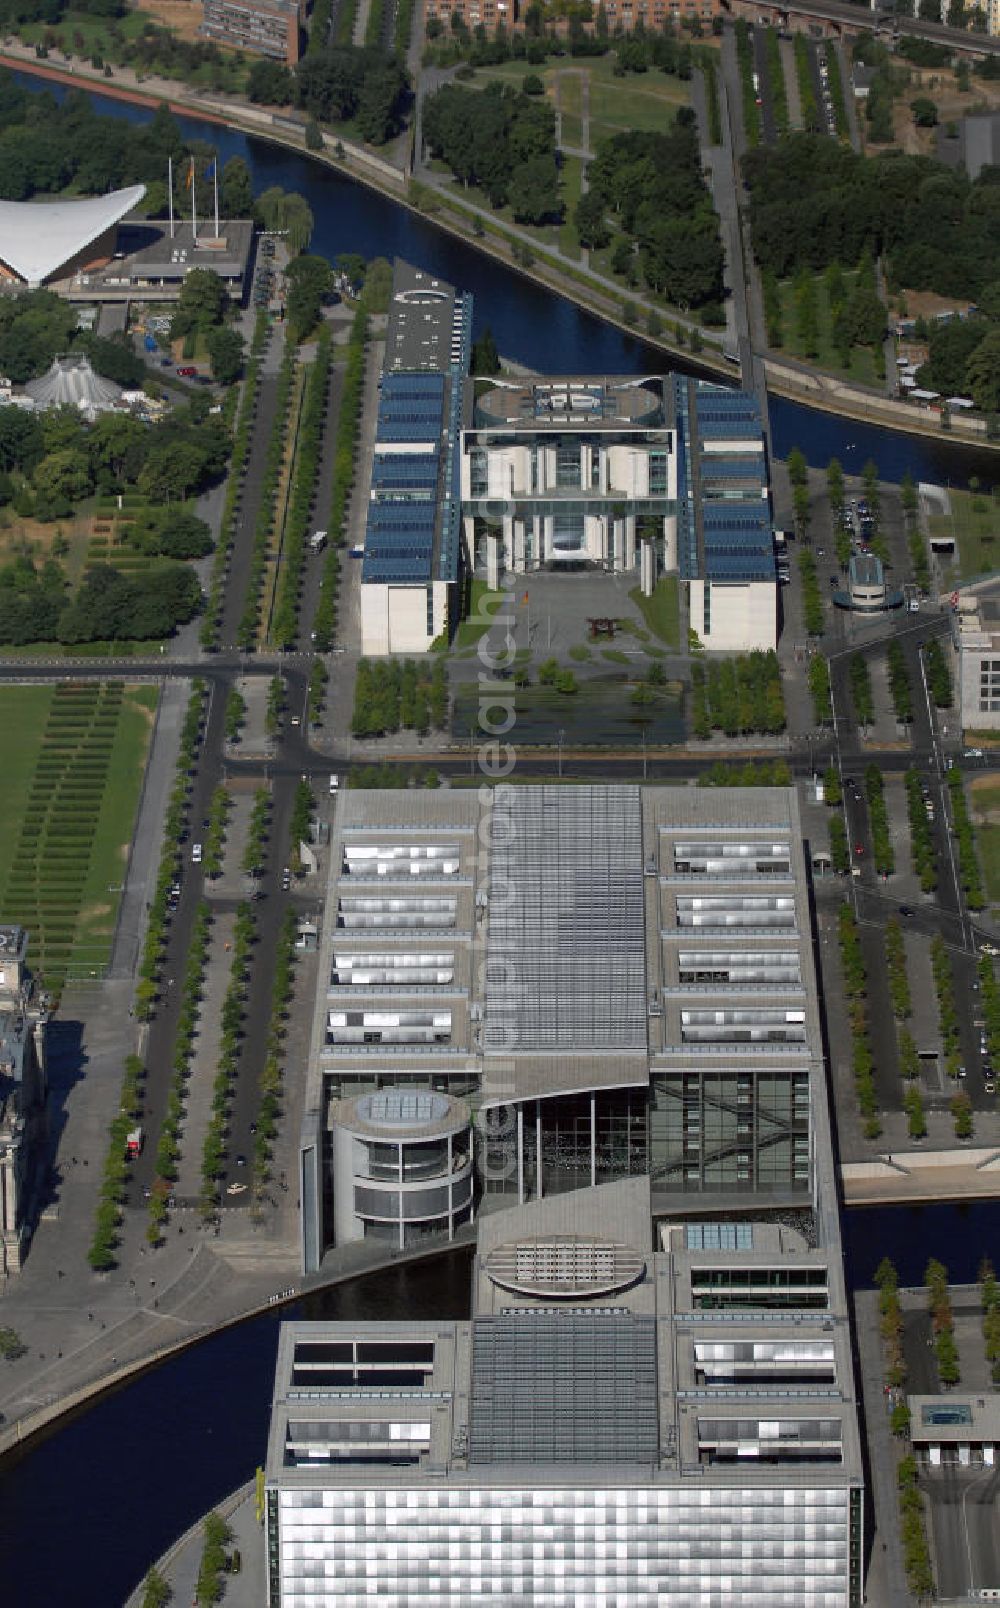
[583,114,724,309]
[744,132,1000,301]
[423,81,560,219]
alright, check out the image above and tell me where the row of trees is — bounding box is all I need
[945,763,985,909]
[905,768,937,892]
[839,902,881,1138]
[247,44,409,146]
[312,312,368,651]
[743,131,1000,305]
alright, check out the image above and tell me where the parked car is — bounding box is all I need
[192,842,203,864]
[177,365,198,377]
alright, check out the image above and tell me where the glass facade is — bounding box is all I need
[276,1484,854,1606]
[649,1069,811,1194]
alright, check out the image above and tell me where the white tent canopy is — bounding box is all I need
[0,185,146,287]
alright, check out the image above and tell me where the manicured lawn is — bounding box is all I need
[559,154,583,260]
[774,271,881,386]
[928,489,1000,583]
[969,776,1000,903]
[588,76,684,142]
[0,687,54,912]
[454,579,508,648]
[629,576,681,650]
[0,682,157,989]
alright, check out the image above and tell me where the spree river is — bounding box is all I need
[11,68,1000,488]
[1,1203,999,1607]
[2,69,1000,1606]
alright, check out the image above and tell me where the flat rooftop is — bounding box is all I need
[475,377,665,431]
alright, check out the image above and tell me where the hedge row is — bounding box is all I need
[272,326,331,648]
[313,311,368,651]
[251,910,298,1195]
[236,345,297,650]
[135,680,208,1019]
[200,903,256,1216]
[946,764,984,909]
[865,763,895,876]
[242,787,272,878]
[86,1053,146,1270]
[201,310,270,649]
[147,900,213,1242]
[838,903,881,1139]
[905,768,937,892]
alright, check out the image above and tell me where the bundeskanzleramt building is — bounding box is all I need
[280,784,863,1602]
[358,263,778,655]
[0,927,48,1276]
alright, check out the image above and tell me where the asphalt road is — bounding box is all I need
[931,1465,1000,1599]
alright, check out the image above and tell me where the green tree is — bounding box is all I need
[910,96,938,127]
[966,328,1000,412]
[471,325,501,375]
[33,447,92,506]
[170,267,227,338]
[221,155,254,217]
[305,116,324,150]
[205,325,244,385]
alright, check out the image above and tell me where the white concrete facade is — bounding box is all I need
[688,578,777,651]
[360,580,449,655]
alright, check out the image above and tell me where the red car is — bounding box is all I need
[177,365,198,377]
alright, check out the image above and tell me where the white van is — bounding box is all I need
[329,773,340,796]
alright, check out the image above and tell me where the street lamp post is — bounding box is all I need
[557,728,565,780]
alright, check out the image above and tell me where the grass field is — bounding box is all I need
[774,272,881,387]
[459,54,688,154]
[970,775,1000,904]
[16,7,247,89]
[0,682,157,989]
[454,579,507,648]
[928,489,1000,584]
[629,576,681,650]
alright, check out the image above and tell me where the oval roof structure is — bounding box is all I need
[483,1235,646,1299]
[0,185,146,287]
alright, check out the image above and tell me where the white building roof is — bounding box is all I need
[0,185,146,286]
[24,355,123,417]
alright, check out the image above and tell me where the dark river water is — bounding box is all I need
[12,68,1000,488]
[0,1204,997,1607]
[2,68,999,1608]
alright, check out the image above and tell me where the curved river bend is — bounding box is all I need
[1,1205,999,1606]
[11,69,1000,487]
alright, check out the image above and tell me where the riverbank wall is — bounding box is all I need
[6,48,1000,458]
[0,1230,473,1463]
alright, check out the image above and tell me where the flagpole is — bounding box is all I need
[213,154,219,238]
[168,155,174,240]
[190,157,197,242]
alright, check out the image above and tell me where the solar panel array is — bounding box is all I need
[483,786,647,1052]
[674,383,776,584]
[361,271,472,589]
[468,1311,659,1464]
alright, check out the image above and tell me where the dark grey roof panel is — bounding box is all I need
[468,1311,658,1464]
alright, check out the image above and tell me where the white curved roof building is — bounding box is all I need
[0,185,146,288]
